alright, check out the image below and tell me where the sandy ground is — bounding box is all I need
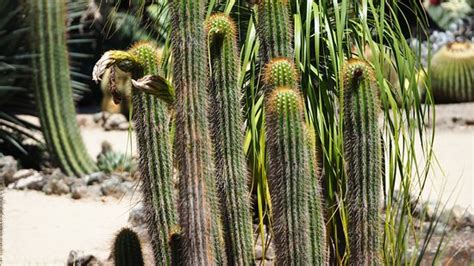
[3,190,141,265]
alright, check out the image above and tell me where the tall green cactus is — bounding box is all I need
[431,41,474,103]
[257,0,294,61]
[93,41,177,264]
[342,59,382,265]
[206,13,255,265]
[266,87,311,265]
[27,0,97,176]
[113,228,145,266]
[128,42,178,265]
[169,0,226,264]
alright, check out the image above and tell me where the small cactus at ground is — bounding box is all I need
[169,0,226,264]
[27,0,97,176]
[257,0,294,61]
[206,13,255,265]
[342,59,383,265]
[431,41,474,103]
[112,228,145,266]
[266,87,312,265]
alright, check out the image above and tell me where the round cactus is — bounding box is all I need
[431,41,474,103]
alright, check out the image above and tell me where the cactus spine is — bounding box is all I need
[127,42,178,265]
[113,228,145,266]
[431,41,474,103]
[206,14,255,265]
[257,0,294,61]
[266,87,311,265]
[169,0,226,264]
[342,59,382,265]
[27,0,97,176]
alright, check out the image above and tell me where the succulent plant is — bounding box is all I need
[113,228,145,266]
[27,0,97,177]
[263,57,299,90]
[169,0,226,264]
[93,41,177,265]
[257,0,294,62]
[430,41,474,103]
[341,59,382,265]
[206,13,255,264]
[266,87,312,265]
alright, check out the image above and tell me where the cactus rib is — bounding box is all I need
[342,59,382,265]
[169,0,226,264]
[206,13,255,265]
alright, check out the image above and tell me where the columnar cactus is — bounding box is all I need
[206,13,255,265]
[266,87,311,265]
[128,42,178,265]
[342,59,382,265]
[431,41,474,103]
[257,0,294,61]
[27,0,97,176]
[113,228,145,266]
[93,41,177,264]
[169,0,226,264]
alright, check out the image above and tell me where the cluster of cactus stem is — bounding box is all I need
[206,14,255,264]
[430,41,474,103]
[27,0,97,177]
[342,59,382,265]
[90,0,386,264]
[112,228,145,266]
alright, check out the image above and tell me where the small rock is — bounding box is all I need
[0,156,18,184]
[67,250,102,266]
[104,113,128,131]
[101,176,124,198]
[43,178,70,195]
[84,172,106,185]
[129,204,146,228]
[92,112,105,123]
[71,184,89,200]
[8,170,43,190]
[117,121,131,130]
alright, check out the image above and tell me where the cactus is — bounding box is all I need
[431,41,474,103]
[169,0,226,264]
[257,0,294,62]
[306,128,328,265]
[113,228,145,266]
[266,87,312,265]
[93,42,177,265]
[342,59,382,265]
[206,13,255,265]
[27,0,97,176]
[128,42,178,265]
[263,57,299,90]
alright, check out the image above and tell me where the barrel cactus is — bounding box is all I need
[342,59,382,265]
[113,228,145,266]
[169,0,226,264]
[206,13,255,264]
[431,41,474,103]
[27,0,97,176]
